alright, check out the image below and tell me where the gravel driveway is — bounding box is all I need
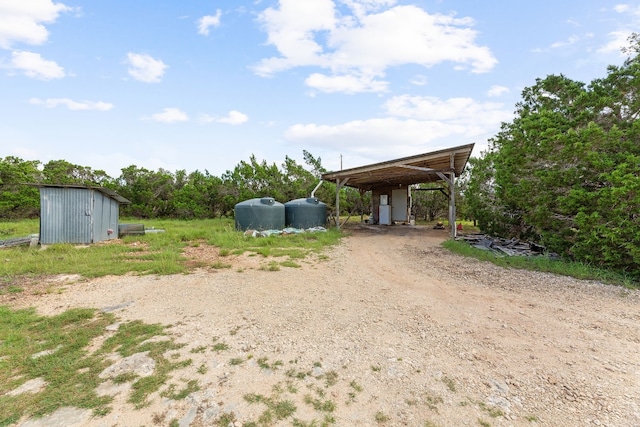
[6,224,640,427]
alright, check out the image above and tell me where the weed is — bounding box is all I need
[280,260,301,268]
[244,391,297,425]
[286,380,298,394]
[161,379,200,400]
[441,375,456,392]
[190,345,208,353]
[286,368,310,379]
[477,419,491,427]
[261,261,281,271]
[151,411,166,424]
[304,394,336,413]
[212,342,230,352]
[479,402,504,418]
[424,393,443,413]
[371,365,381,372]
[272,399,297,419]
[216,412,236,426]
[197,364,208,374]
[113,372,139,384]
[257,357,284,370]
[229,357,245,366]
[323,370,339,387]
[211,261,231,269]
[525,415,539,422]
[349,380,363,392]
[374,411,389,423]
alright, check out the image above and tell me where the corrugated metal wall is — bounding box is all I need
[92,191,119,242]
[39,187,120,244]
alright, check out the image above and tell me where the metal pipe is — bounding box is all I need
[310,180,323,198]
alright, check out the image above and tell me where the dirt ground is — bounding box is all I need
[4,224,640,427]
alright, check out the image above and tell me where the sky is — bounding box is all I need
[1,0,639,178]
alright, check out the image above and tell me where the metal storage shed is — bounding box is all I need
[34,184,131,245]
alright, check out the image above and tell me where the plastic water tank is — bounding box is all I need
[285,197,327,229]
[234,197,285,231]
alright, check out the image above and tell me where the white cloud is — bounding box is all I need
[597,4,640,54]
[597,30,632,54]
[10,50,64,79]
[29,97,113,111]
[150,108,188,123]
[284,95,512,160]
[0,0,71,49]
[286,118,466,159]
[198,110,249,125]
[613,4,630,13]
[197,10,222,35]
[218,110,248,125]
[126,52,167,83]
[549,35,580,49]
[384,95,511,123]
[305,72,388,93]
[410,75,428,86]
[487,85,509,97]
[254,2,497,94]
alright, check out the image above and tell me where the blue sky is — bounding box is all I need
[1,1,638,178]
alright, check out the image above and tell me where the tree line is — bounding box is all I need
[0,151,329,219]
[0,151,455,223]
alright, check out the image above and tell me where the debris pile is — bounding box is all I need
[243,226,327,238]
[458,234,553,257]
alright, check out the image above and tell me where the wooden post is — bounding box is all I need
[449,153,456,239]
[449,171,456,239]
[335,178,341,229]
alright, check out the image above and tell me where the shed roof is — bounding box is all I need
[32,184,131,204]
[321,143,474,190]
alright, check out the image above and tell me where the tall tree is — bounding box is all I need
[0,157,41,219]
[42,160,113,186]
[466,34,640,274]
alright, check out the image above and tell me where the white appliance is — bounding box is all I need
[379,204,391,225]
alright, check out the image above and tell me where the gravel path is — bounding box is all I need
[6,225,640,427]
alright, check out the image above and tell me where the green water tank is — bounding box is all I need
[285,197,327,229]
[234,197,285,231]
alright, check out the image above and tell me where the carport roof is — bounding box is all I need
[321,143,474,190]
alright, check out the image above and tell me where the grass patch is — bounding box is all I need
[442,239,639,288]
[0,218,39,238]
[229,357,245,366]
[0,218,341,282]
[0,306,189,425]
[257,357,284,371]
[212,342,230,352]
[161,379,199,400]
[244,388,298,425]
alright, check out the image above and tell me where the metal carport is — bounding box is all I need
[321,143,474,237]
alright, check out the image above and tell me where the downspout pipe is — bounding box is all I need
[310,180,323,198]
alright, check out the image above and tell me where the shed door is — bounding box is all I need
[391,188,408,222]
